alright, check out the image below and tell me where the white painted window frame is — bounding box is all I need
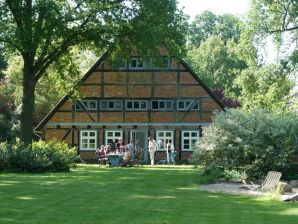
[129,57,145,69]
[151,100,173,111]
[177,100,200,111]
[105,130,123,145]
[151,57,170,69]
[126,100,148,111]
[156,130,174,151]
[75,100,97,111]
[100,100,122,111]
[80,130,98,151]
[181,130,200,151]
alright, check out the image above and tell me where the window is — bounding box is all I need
[126,100,148,110]
[80,130,97,150]
[129,57,144,69]
[151,57,170,69]
[111,59,126,69]
[100,100,122,111]
[151,100,173,111]
[105,130,123,145]
[75,100,97,111]
[177,100,199,111]
[182,131,199,151]
[156,131,174,150]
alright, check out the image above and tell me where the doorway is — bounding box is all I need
[130,130,148,163]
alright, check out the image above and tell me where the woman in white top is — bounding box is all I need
[148,137,158,166]
[166,139,175,165]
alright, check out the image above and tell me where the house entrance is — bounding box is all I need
[130,130,148,163]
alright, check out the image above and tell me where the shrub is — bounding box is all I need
[0,142,10,171]
[189,109,298,180]
[0,140,77,172]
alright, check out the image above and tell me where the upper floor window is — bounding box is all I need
[151,100,173,111]
[100,100,122,111]
[75,100,97,111]
[177,100,199,111]
[129,58,144,69]
[151,57,170,69]
[111,59,126,69]
[126,100,148,111]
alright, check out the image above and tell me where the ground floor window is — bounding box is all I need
[181,130,199,151]
[80,130,97,150]
[105,130,123,145]
[156,130,174,150]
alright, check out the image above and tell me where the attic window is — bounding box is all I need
[151,100,173,111]
[75,100,97,111]
[129,58,144,69]
[100,100,122,111]
[151,57,170,69]
[177,100,199,111]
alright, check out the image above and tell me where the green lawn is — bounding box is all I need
[0,165,297,224]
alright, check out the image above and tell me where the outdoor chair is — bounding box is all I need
[242,171,282,193]
[98,157,108,166]
[130,148,144,166]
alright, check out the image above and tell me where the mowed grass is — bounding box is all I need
[0,165,297,224]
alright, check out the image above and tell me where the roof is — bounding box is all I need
[34,51,225,131]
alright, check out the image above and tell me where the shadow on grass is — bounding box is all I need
[0,164,297,224]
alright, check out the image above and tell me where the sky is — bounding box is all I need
[177,0,251,21]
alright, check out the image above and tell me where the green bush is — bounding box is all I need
[0,142,10,171]
[189,109,298,180]
[0,140,77,172]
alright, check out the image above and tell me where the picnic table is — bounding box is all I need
[107,154,123,167]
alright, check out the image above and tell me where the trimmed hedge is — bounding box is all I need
[189,109,298,180]
[0,140,77,172]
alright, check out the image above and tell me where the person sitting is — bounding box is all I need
[122,147,132,166]
[116,138,125,154]
[126,140,135,159]
[99,145,107,158]
[96,145,108,165]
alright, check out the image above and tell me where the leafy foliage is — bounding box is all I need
[0,0,187,144]
[189,109,298,180]
[212,89,240,108]
[0,140,77,172]
[187,36,248,97]
[189,11,242,47]
[236,64,293,111]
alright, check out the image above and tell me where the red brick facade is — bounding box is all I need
[35,49,224,163]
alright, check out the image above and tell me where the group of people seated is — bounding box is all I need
[95,138,142,166]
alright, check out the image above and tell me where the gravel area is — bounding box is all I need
[200,181,298,199]
[200,182,262,196]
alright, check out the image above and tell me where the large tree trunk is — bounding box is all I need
[20,58,36,145]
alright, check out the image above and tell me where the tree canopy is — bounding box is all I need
[0,0,187,144]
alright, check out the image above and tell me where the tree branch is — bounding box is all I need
[5,0,24,30]
[268,26,298,33]
[33,16,92,82]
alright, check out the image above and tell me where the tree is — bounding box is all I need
[0,0,187,145]
[189,10,242,48]
[236,64,293,111]
[187,36,248,98]
[248,0,298,65]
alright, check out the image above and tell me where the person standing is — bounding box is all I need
[148,137,157,166]
[166,139,175,165]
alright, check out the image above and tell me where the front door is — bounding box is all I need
[130,130,148,163]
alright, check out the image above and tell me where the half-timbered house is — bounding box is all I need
[34,48,224,163]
